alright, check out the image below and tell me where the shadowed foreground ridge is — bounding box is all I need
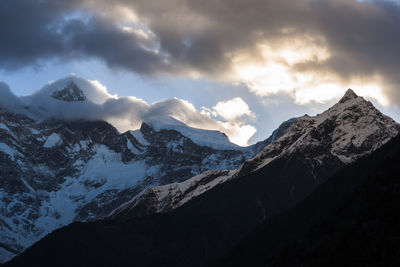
[217,133,400,266]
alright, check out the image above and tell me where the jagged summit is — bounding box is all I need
[240,87,400,174]
[339,88,359,103]
[50,80,87,102]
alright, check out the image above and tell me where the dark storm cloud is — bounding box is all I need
[124,0,400,73]
[0,0,167,74]
[62,17,167,74]
[2,0,400,102]
[119,0,400,101]
[0,0,78,69]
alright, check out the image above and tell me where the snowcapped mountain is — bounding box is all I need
[0,78,290,263]
[22,75,111,106]
[144,117,241,151]
[4,89,400,267]
[237,89,399,174]
[0,114,251,262]
[109,89,400,221]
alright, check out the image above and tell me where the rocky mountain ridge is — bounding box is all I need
[3,89,400,266]
[109,89,400,221]
[0,80,288,263]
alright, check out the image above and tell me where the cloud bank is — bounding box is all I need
[1,0,400,105]
[1,75,256,146]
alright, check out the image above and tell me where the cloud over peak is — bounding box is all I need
[0,75,257,146]
[0,82,24,111]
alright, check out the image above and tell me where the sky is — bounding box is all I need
[1,0,400,146]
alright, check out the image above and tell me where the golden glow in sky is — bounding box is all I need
[231,35,389,107]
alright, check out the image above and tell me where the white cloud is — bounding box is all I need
[211,97,255,121]
[219,122,257,147]
[197,97,257,146]
[5,75,257,147]
[0,82,24,110]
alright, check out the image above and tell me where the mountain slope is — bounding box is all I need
[5,89,399,266]
[0,87,274,263]
[109,89,399,221]
[0,77,284,263]
[108,118,297,220]
[217,130,400,267]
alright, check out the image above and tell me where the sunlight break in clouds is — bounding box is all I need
[230,35,389,106]
[85,0,394,107]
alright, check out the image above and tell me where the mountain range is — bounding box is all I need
[0,77,292,263]
[1,79,400,266]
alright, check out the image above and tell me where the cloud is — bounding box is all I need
[0,82,24,110]
[82,0,400,105]
[210,97,255,121]
[0,0,79,70]
[198,97,257,146]
[2,0,400,105]
[16,75,256,146]
[220,122,257,147]
[0,0,167,74]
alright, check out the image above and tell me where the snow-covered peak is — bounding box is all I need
[339,88,358,104]
[51,81,86,102]
[237,89,400,174]
[23,74,112,106]
[142,117,243,151]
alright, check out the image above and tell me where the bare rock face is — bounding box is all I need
[51,81,86,102]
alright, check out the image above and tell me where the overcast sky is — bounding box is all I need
[1,0,400,145]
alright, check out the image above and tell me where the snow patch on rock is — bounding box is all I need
[43,133,62,148]
[129,130,149,146]
[0,143,15,159]
[109,170,236,219]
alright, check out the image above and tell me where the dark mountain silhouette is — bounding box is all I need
[216,131,400,266]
